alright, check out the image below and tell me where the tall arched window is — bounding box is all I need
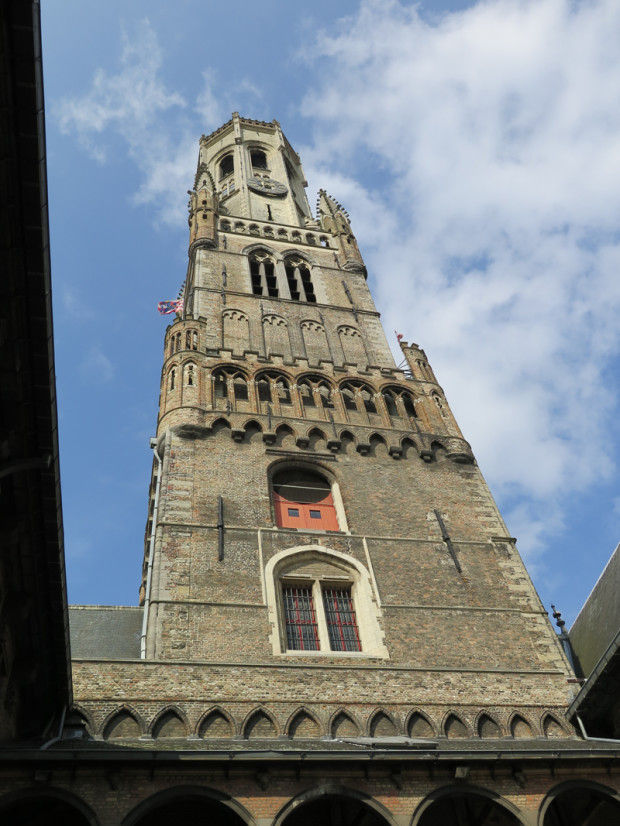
[298,376,335,413]
[382,386,418,419]
[340,381,378,419]
[285,256,316,303]
[219,153,234,180]
[249,250,278,297]
[256,372,292,409]
[272,468,339,531]
[212,367,249,406]
[250,149,268,170]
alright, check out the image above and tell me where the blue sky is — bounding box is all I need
[42,0,620,627]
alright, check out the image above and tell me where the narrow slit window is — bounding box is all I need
[283,586,319,650]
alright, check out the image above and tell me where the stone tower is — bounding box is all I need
[138,112,574,738]
[8,112,620,826]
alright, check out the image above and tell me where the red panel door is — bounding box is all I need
[274,492,339,530]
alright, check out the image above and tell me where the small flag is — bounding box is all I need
[395,331,403,342]
[158,299,184,315]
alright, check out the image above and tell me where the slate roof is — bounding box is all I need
[69,606,142,659]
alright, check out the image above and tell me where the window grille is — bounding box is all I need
[283,586,319,650]
[323,588,361,652]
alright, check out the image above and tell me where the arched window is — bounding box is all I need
[341,386,357,412]
[250,149,268,170]
[185,363,195,386]
[219,153,234,180]
[249,250,278,297]
[169,368,176,391]
[272,468,339,531]
[256,372,292,408]
[285,256,316,303]
[340,381,378,418]
[360,387,376,414]
[212,368,248,406]
[382,386,418,419]
[298,376,334,413]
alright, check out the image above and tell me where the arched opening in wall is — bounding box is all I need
[266,545,388,657]
[250,149,268,170]
[256,372,292,411]
[126,790,251,826]
[219,153,234,180]
[0,794,95,826]
[185,363,196,386]
[212,367,249,410]
[278,793,392,826]
[299,376,335,415]
[249,250,278,296]
[285,256,316,302]
[340,381,379,422]
[542,784,620,826]
[416,789,523,826]
[382,387,418,420]
[272,467,338,531]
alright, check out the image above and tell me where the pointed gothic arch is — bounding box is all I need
[406,709,436,738]
[368,709,398,737]
[443,711,471,739]
[197,707,235,738]
[243,707,278,739]
[542,712,568,738]
[509,712,534,738]
[149,706,189,739]
[102,706,144,740]
[287,707,322,739]
[330,709,361,738]
[476,711,503,738]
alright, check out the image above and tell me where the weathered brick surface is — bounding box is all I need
[35,118,620,825]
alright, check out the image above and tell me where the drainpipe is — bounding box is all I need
[575,714,620,744]
[140,437,163,659]
[40,705,67,750]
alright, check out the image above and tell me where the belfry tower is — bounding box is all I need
[139,112,573,730]
[54,115,620,826]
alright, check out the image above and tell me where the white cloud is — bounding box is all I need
[55,20,199,226]
[56,20,186,162]
[61,286,94,320]
[54,27,264,228]
[302,0,620,557]
[80,346,115,383]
